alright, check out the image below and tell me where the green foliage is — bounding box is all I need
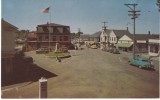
[15,30,30,39]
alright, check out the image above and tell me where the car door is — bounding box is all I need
[134,58,139,66]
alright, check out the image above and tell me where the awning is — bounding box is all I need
[116,43,133,48]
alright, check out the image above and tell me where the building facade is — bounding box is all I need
[148,39,160,56]
[100,28,111,50]
[26,23,71,50]
[117,34,158,52]
[100,28,130,50]
[2,19,18,83]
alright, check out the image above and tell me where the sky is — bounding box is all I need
[2,0,160,34]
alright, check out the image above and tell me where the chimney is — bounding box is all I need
[126,27,128,31]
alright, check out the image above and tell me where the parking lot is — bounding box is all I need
[2,46,159,98]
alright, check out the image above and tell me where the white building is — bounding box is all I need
[99,26,111,50]
[100,28,130,50]
[109,30,130,45]
[117,34,159,52]
[148,39,160,56]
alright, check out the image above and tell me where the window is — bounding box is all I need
[45,36,49,40]
[60,36,63,41]
[52,36,56,41]
[39,36,42,41]
[105,36,107,41]
[114,37,116,41]
[64,36,68,41]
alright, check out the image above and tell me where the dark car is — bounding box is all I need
[113,48,120,54]
[109,48,114,53]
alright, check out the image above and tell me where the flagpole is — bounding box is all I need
[49,6,51,52]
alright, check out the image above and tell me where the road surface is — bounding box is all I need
[2,47,159,98]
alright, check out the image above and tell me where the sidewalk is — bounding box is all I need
[121,51,159,61]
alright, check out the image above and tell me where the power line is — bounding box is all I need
[157,0,160,12]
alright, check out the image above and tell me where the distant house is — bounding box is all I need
[90,31,101,42]
[100,28,130,50]
[148,38,160,56]
[100,28,111,50]
[1,19,18,83]
[109,30,130,45]
[117,33,158,52]
[26,22,71,50]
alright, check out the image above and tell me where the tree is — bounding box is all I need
[15,30,30,39]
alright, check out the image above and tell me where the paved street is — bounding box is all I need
[2,46,159,98]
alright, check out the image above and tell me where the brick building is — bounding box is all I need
[26,23,71,51]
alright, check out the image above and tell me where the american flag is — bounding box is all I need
[41,7,50,13]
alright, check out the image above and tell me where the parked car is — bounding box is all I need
[109,48,114,53]
[106,48,110,52]
[112,48,120,54]
[36,48,49,54]
[90,45,98,49]
[128,55,154,69]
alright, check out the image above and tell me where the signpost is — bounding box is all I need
[39,77,47,98]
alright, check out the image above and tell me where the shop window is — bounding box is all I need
[53,36,56,41]
[60,36,63,41]
[39,36,42,41]
[45,36,49,40]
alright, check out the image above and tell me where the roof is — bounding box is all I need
[38,22,69,27]
[90,31,101,37]
[2,19,18,30]
[112,30,130,39]
[105,29,112,35]
[126,34,159,40]
[101,29,112,36]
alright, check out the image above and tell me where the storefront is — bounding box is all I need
[148,39,160,56]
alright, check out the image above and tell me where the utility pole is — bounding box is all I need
[125,3,140,59]
[157,0,160,12]
[102,21,108,50]
[102,21,108,30]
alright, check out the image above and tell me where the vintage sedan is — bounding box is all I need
[128,55,154,69]
[90,45,98,49]
[112,48,120,54]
